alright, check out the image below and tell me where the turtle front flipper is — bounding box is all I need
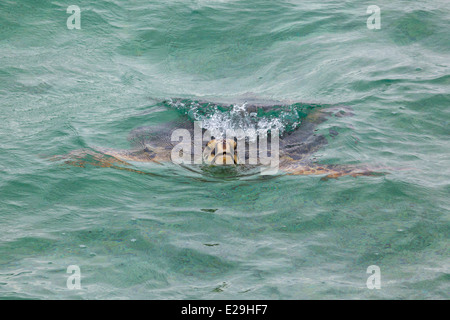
[279,159,385,180]
[97,147,168,163]
[50,148,165,176]
[50,148,133,170]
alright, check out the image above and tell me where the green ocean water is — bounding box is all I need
[0,0,449,299]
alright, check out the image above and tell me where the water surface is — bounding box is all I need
[0,0,449,299]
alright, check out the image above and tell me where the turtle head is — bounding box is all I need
[202,138,239,166]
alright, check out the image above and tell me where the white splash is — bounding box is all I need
[167,99,300,141]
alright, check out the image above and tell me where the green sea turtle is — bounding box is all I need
[55,98,383,179]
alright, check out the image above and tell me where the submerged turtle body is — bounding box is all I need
[58,98,379,179]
